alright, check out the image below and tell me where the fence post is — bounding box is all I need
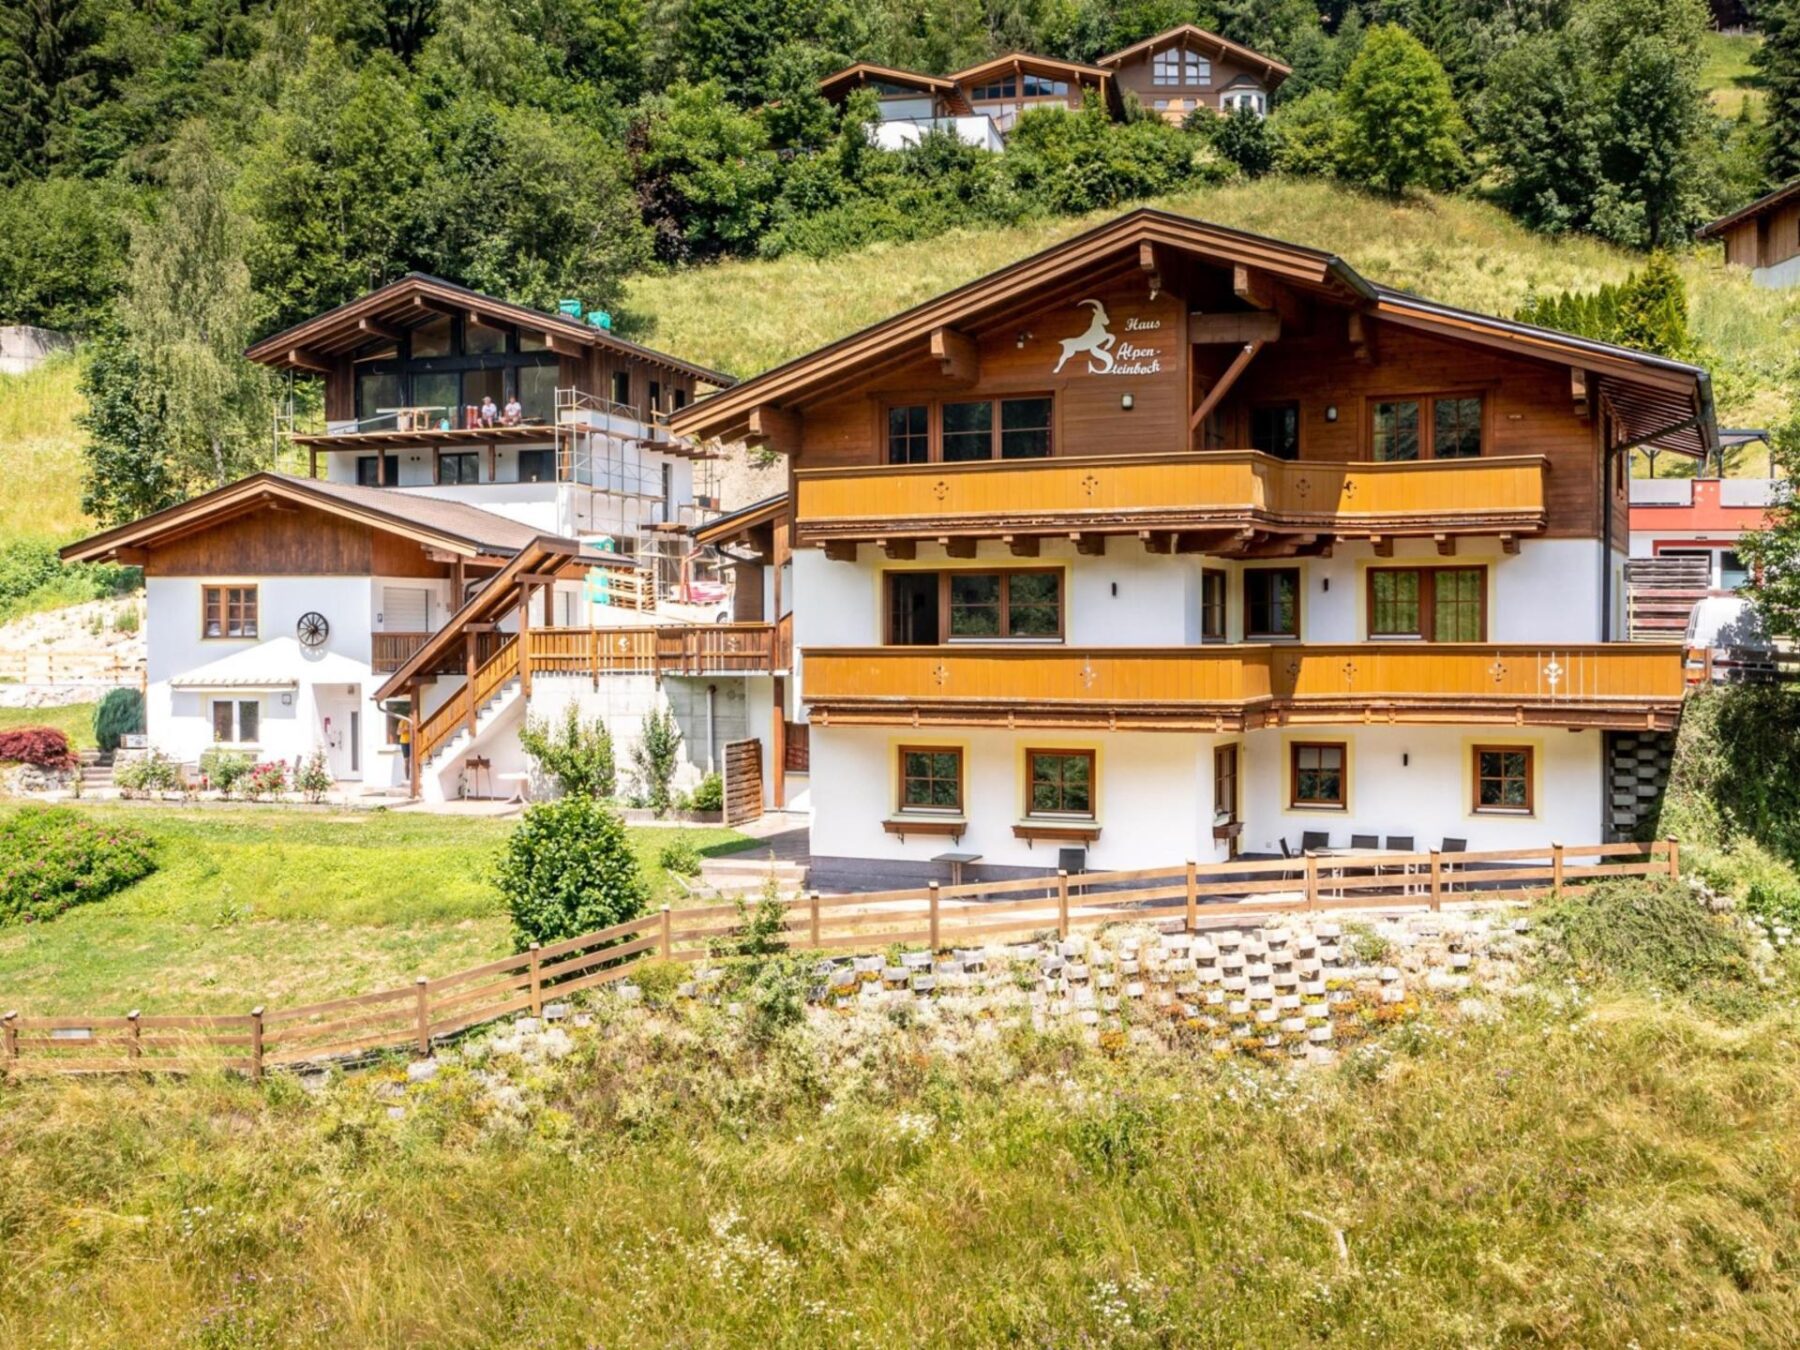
[1428,851,1443,913]
[809,891,822,949]
[928,883,941,952]
[249,1007,264,1083]
[1303,854,1319,912]
[414,977,430,1057]
[528,943,543,1017]
[660,905,672,960]
[1185,860,1198,932]
[1666,835,1681,881]
[1551,841,1565,893]
[590,628,600,690]
[1056,870,1070,939]
[3,1011,17,1072]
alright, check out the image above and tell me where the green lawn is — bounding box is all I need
[0,803,754,1014]
[1701,30,1765,118]
[0,700,98,751]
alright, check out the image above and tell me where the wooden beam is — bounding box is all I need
[1371,534,1394,558]
[1435,533,1456,557]
[1175,529,1249,555]
[1072,533,1106,557]
[358,317,405,343]
[1500,533,1520,555]
[1139,241,1162,298]
[1139,530,1173,555]
[1004,534,1040,557]
[746,405,802,456]
[1571,368,1590,419]
[1348,312,1376,363]
[929,327,979,385]
[823,540,859,563]
[287,348,330,374]
[1189,312,1280,345]
[411,294,460,318]
[879,538,916,561]
[1238,533,1318,559]
[1232,264,1275,310]
[1189,340,1265,432]
[942,537,978,560]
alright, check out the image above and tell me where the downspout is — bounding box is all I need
[706,683,717,774]
[1601,437,1614,643]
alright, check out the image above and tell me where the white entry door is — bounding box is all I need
[382,586,430,631]
[315,686,363,781]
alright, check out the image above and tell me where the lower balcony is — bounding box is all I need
[794,451,1550,556]
[801,643,1687,731]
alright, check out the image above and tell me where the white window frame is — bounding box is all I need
[1222,88,1267,117]
[210,698,262,747]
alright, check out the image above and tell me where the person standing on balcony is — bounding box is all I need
[502,394,523,426]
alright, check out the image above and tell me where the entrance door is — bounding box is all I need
[316,687,363,781]
[1213,743,1240,858]
[349,710,361,775]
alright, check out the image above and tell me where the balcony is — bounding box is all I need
[793,451,1549,553]
[801,642,1686,731]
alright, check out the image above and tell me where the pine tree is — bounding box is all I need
[1756,0,1800,185]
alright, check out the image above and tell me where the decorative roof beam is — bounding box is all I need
[1189,312,1280,345]
[287,348,331,374]
[1189,339,1266,432]
[929,326,979,386]
[746,405,802,457]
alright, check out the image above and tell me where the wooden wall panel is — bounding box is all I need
[145,504,450,578]
[1111,48,1272,121]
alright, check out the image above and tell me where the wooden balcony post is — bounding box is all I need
[1551,841,1565,892]
[589,628,600,690]
[772,674,787,809]
[928,882,941,952]
[517,586,532,699]
[809,890,822,949]
[127,1009,142,1061]
[1185,860,1198,931]
[528,943,542,1017]
[1666,836,1681,881]
[660,905,672,960]
[414,977,430,1057]
[1056,870,1070,938]
[465,632,478,739]
[249,1006,265,1082]
[1303,854,1319,912]
[1428,851,1443,912]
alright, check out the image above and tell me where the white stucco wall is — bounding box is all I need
[1752,254,1800,289]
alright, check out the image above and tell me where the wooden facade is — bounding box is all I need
[1699,180,1800,279]
[1097,24,1291,123]
[138,503,454,579]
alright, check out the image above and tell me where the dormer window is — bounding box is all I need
[1153,48,1210,87]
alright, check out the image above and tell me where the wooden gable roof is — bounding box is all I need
[1698,177,1800,240]
[669,207,1717,459]
[1096,23,1292,81]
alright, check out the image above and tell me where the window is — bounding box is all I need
[648,380,662,413]
[1372,393,1484,460]
[516,448,555,483]
[611,370,631,406]
[1251,403,1300,460]
[1722,549,1751,590]
[356,453,398,487]
[887,404,929,465]
[356,371,402,425]
[412,372,460,426]
[464,319,506,355]
[1021,75,1068,97]
[1152,48,1209,86]
[1367,567,1485,641]
[887,569,1064,643]
[971,78,1016,100]
[1244,568,1299,638]
[899,747,963,814]
[211,699,260,745]
[518,365,558,422]
[1000,397,1053,459]
[439,452,480,485]
[1200,570,1226,640]
[202,585,258,639]
[942,400,993,462]
[409,313,451,358]
[462,367,503,412]
[1372,399,1421,461]
[1473,745,1533,814]
[1291,741,1346,809]
[1027,749,1094,818]
[673,387,688,411]
[1213,744,1239,821]
[1221,88,1266,115]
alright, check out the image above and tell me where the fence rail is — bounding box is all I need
[1,838,1679,1079]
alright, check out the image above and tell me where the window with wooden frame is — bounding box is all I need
[1026,749,1095,819]
[886,404,929,464]
[1250,402,1300,460]
[1369,393,1485,461]
[202,585,258,639]
[898,746,963,815]
[1367,566,1486,642]
[898,396,1055,463]
[1244,568,1299,638]
[1213,744,1239,821]
[886,568,1064,643]
[438,451,479,485]
[1473,745,1534,814]
[1200,570,1227,641]
[210,698,260,745]
[1290,741,1346,809]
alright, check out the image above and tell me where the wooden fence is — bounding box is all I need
[1,838,1678,1079]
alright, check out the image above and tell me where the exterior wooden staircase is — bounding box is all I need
[415,635,521,769]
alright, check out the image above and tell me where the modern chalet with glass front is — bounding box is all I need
[672,208,1712,887]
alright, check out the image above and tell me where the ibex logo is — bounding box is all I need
[1054,298,1115,374]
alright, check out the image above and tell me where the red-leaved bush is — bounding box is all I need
[0,727,76,770]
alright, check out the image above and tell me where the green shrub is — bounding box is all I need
[745,954,809,1046]
[0,538,139,623]
[519,705,616,798]
[295,751,333,803]
[495,796,649,948]
[0,806,156,924]
[1693,839,1800,929]
[114,749,182,797]
[658,836,701,876]
[1660,686,1800,866]
[691,771,723,813]
[243,760,288,800]
[198,748,253,797]
[631,708,683,816]
[92,687,145,754]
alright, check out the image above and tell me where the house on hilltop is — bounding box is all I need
[1699,179,1800,290]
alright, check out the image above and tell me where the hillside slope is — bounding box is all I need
[626,178,1798,436]
[0,356,88,545]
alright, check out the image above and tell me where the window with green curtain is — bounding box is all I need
[1370,569,1421,636]
[1433,568,1483,640]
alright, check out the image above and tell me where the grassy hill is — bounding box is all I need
[0,355,89,546]
[628,178,1798,445]
[1702,31,1766,118]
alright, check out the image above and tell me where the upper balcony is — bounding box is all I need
[793,451,1549,557]
[801,642,1686,731]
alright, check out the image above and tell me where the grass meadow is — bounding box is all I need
[0,701,98,750]
[0,803,754,1014]
[1,898,1798,1346]
[0,356,88,548]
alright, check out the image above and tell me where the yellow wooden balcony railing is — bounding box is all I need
[801,642,1686,730]
[792,451,1549,544]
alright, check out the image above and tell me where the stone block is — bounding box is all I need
[1301,979,1326,997]
[1125,981,1146,999]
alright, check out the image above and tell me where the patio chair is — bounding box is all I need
[1383,835,1417,892]
[1440,837,1468,890]
[1300,831,1330,852]
[1350,833,1379,850]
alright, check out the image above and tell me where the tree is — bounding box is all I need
[1332,24,1465,194]
[1203,103,1275,178]
[494,796,649,948]
[1754,0,1800,185]
[0,174,129,331]
[1269,89,1344,177]
[520,704,617,799]
[119,122,271,490]
[631,80,780,262]
[1738,416,1800,642]
[631,706,683,815]
[0,0,108,180]
[1478,29,1606,234]
[78,324,178,525]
